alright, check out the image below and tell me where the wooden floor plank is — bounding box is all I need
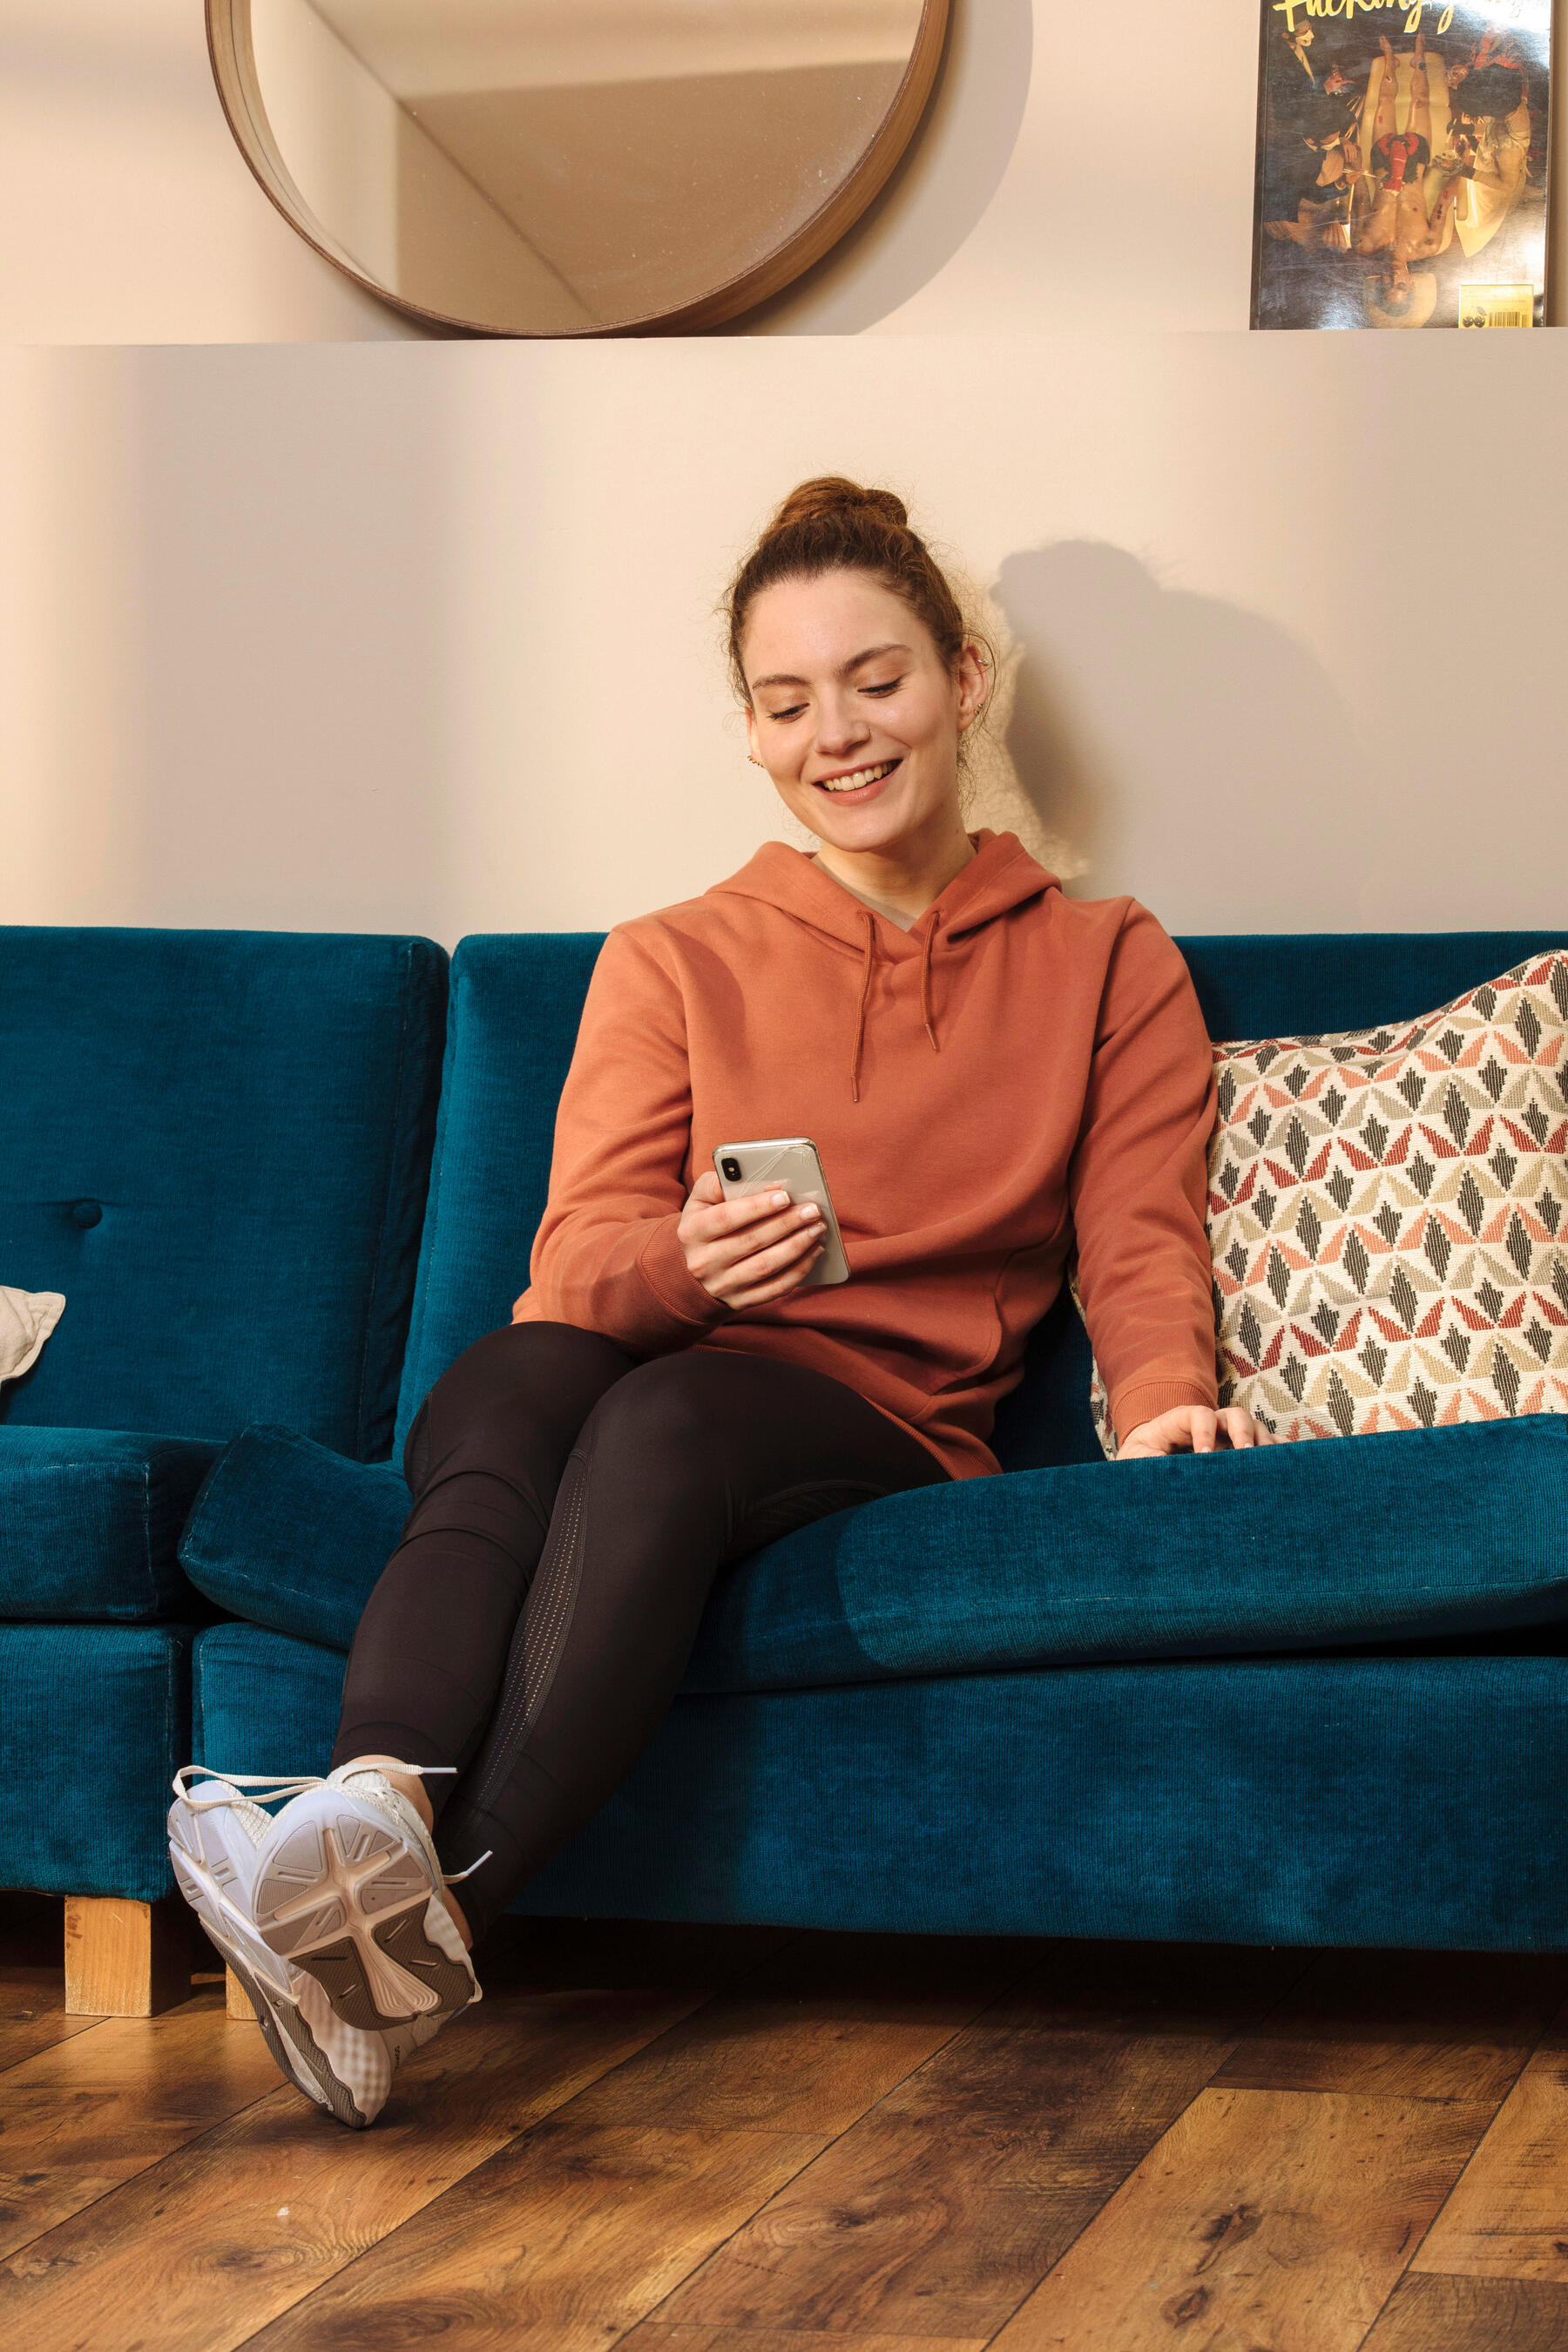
[565,1930,1031,2137]
[985,2085,1490,2352]
[1215,1948,1568,2105]
[0,1900,99,2075]
[0,1958,745,2351]
[7,1903,1554,2352]
[0,2074,286,2263]
[1411,1997,1568,2287]
[0,1988,292,2263]
[0,1994,101,2077]
[1361,2268,1568,2350]
[622,2329,990,2352]
[656,1941,1308,2342]
[245,2118,826,2352]
[0,1987,282,2106]
[231,1934,1033,2352]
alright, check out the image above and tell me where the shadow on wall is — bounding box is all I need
[731,0,1033,334]
[990,541,1370,930]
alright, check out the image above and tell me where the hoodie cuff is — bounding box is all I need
[1110,1376,1219,1448]
[634,1215,733,1344]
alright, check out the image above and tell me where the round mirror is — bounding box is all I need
[208,1,950,335]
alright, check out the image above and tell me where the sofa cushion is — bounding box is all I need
[194,1621,346,1781]
[0,1623,193,1902]
[190,1619,1568,1950]
[683,1415,1568,1695]
[0,927,446,1459]
[187,1415,1568,1694]
[0,1428,217,1621]
[179,1424,407,1649]
[510,1651,1568,1950]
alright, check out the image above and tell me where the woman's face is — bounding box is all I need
[741,569,985,859]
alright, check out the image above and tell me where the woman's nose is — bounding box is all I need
[815,699,868,753]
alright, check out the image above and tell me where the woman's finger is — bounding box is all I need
[683,1186,794,1246]
[706,1223,823,1294]
[724,1247,826,1308]
[706,1230,824,1303]
[692,1201,821,1274]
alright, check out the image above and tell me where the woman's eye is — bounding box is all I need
[862,678,903,698]
[767,704,807,723]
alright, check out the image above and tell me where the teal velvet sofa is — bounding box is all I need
[0,927,447,2007]
[183,926,1568,1957]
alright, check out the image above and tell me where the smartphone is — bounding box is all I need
[712,1137,850,1288]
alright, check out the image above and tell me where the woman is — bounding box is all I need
[168,478,1267,2127]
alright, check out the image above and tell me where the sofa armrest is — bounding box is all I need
[0,1429,217,1623]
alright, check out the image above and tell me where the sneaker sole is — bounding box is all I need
[167,1794,296,2006]
[225,1950,373,2130]
[167,1796,376,2128]
[252,1791,473,2031]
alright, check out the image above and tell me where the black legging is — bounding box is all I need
[331,1321,946,1943]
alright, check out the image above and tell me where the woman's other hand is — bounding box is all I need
[679,1171,824,1308]
[1118,1404,1274,1459]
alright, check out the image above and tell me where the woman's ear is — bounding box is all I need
[745,704,763,767]
[956,639,990,733]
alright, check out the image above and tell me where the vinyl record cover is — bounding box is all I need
[1252,3,1552,329]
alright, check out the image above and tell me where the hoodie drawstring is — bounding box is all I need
[920,913,941,1055]
[850,912,875,1104]
[850,909,942,1101]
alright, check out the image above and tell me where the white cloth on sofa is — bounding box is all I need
[0,1287,64,1382]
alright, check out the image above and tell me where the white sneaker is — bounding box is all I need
[167,1770,395,2129]
[247,1762,482,2033]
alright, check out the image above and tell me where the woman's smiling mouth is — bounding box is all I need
[814,758,902,799]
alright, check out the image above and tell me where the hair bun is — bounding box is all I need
[767,476,909,536]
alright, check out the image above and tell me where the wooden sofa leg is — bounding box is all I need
[64,1896,192,2017]
[226,1966,257,2022]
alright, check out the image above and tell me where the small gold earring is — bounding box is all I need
[747,754,764,767]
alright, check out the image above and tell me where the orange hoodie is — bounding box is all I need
[515,831,1218,1478]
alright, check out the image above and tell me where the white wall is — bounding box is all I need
[8,0,1558,340]
[0,0,425,341]
[3,335,1565,944]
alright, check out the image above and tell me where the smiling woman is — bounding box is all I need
[727,477,990,929]
[166,473,1267,2132]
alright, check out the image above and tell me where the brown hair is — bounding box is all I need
[725,476,987,709]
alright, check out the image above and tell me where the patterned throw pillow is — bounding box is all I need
[1085,952,1568,1453]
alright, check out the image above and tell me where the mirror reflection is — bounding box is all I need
[234,0,931,332]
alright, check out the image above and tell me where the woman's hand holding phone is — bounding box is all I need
[679,1172,825,1308]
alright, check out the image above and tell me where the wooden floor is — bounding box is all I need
[3,1896,1568,2351]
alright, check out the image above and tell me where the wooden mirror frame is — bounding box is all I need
[206,0,951,336]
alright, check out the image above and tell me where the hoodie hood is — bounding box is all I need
[707,830,1058,1099]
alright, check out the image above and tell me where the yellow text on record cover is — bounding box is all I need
[1251,1,1551,329]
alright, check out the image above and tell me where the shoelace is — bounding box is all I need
[172,1764,490,1883]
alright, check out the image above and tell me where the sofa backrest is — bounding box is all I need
[2,929,448,1458]
[395,934,605,1458]
[395,926,1565,1470]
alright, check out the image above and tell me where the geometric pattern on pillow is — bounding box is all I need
[1212,952,1568,1442]
[1085,953,1568,1451]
